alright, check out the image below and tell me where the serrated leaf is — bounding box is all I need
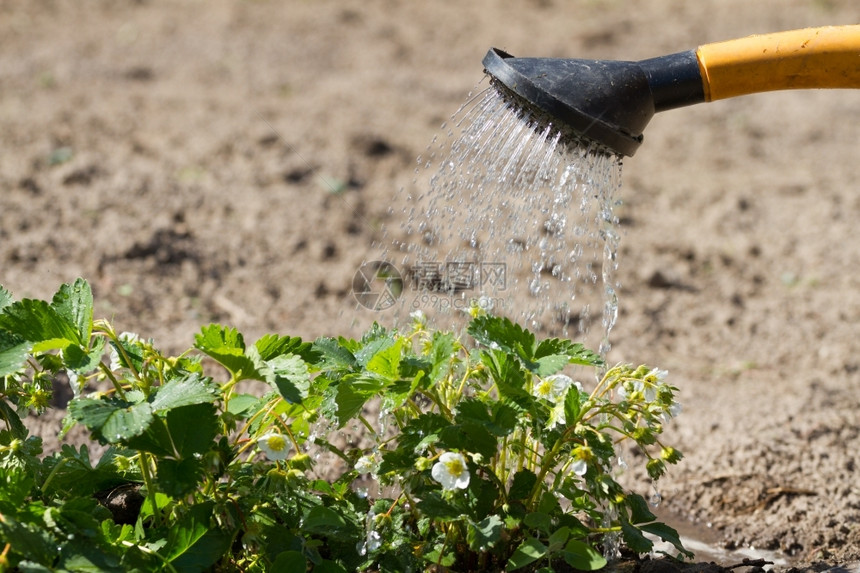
[454,398,518,444]
[266,353,310,404]
[563,539,607,571]
[195,325,261,381]
[63,337,105,373]
[255,333,314,362]
[639,522,693,558]
[509,470,538,501]
[0,285,14,311]
[535,338,603,368]
[415,492,462,521]
[467,515,503,551]
[507,537,547,571]
[531,353,570,376]
[0,400,27,440]
[353,335,395,367]
[195,324,245,352]
[627,493,657,524]
[523,512,552,535]
[0,331,31,377]
[468,315,536,360]
[620,520,653,554]
[439,422,496,460]
[167,502,231,570]
[313,337,358,372]
[50,279,93,345]
[149,373,217,412]
[158,457,205,497]
[68,397,154,443]
[334,375,383,426]
[302,506,348,534]
[366,337,402,379]
[163,403,219,457]
[564,386,583,426]
[0,298,80,347]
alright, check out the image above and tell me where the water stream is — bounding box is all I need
[381,84,622,357]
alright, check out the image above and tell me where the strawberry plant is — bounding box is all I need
[0,279,690,571]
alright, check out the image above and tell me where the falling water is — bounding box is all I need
[384,84,623,355]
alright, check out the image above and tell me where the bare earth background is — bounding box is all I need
[2,0,859,569]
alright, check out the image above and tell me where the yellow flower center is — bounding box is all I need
[266,435,288,452]
[444,458,465,477]
[536,381,552,397]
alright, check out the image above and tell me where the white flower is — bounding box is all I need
[547,400,567,430]
[571,458,588,476]
[257,432,291,461]
[409,309,426,324]
[532,374,581,403]
[355,454,378,475]
[109,332,141,371]
[431,452,470,490]
[662,401,682,423]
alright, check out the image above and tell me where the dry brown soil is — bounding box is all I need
[2,1,859,570]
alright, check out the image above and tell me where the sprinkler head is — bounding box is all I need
[482,48,704,157]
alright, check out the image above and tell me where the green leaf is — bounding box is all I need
[0,298,80,349]
[0,285,14,311]
[423,546,456,567]
[547,526,570,552]
[523,512,552,535]
[195,323,245,352]
[164,403,219,457]
[627,493,657,524]
[195,324,261,380]
[271,551,308,573]
[564,385,583,426]
[480,349,531,406]
[532,353,570,376]
[266,353,310,404]
[639,522,693,558]
[0,400,27,439]
[468,315,535,360]
[0,331,31,377]
[51,279,93,345]
[535,338,603,368]
[149,373,217,412]
[563,539,607,571]
[69,397,154,443]
[313,337,358,372]
[507,537,547,571]
[158,457,205,497]
[302,506,348,534]
[333,374,386,425]
[366,337,403,379]
[226,393,261,416]
[166,503,231,571]
[509,470,537,501]
[255,333,314,363]
[415,492,462,521]
[467,514,503,551]
[439,422,496,460]
[620,520,653,554]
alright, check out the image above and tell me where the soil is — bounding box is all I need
[2,1,859,571]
